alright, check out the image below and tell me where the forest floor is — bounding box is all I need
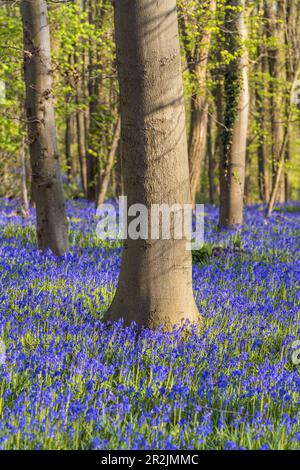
[0,198,299,449]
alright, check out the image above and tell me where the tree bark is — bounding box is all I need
[256,44,269,202]
[21,0,69,256]
[96,115,121,207]
[180,0,216,208]
[219,0,249,227]
[244,139,252,205]
[189,94,209,209]
[86,0,99,201]
[284,0,299,202]
[264,0,286,203]
[114,142,124,198]
[21,136,29,216]
[207,111,217,204]
[107,0,200,330]
[76,83,88,195]
[65,110,72,181]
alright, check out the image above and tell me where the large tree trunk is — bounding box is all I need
[107,0,200,330]
[114,143,124,198]
[219,0,249,228]
[21,0,69,256]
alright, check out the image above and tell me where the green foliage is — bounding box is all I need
[0,0,299,202]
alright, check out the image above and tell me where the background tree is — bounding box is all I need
[20,0,69,256]
[179,0,216,208]
[219,0,249,227]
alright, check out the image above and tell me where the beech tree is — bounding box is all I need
[106,0,200,330]
[179,0,216,208]
[21,0,69,256]
[264,0,286,204]
[219,0,249,227]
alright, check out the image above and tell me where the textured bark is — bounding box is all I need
[219,0,249,228]
[107,0,200,330]
[96,116,121,207]
[21,0,69,256]
[114,143,124,197]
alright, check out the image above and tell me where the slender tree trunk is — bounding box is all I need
[65,54,73,182]
[207,111,217,204]
[76,85,88,195]
[75,0,88,195]
[107,0,200,330]
[65,112,72,181]
[266,121,290,216]
[21,136,29,216]
[21,0,69,256]
[284,140,290,201]
[86,0,98,200]
[76,108,88,195]
[265,0,286,203]
[266,0,300,214]
[214,78,226,219]
[244,140,252,205]
[256,45,269,202]
[267,70,299,216]
[219,0,249,227]
[189,95,209,208]
[180,0,216,208]
[86,0,107,201]
[96,116,121,207]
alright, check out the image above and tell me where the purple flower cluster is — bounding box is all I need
[0,198,299,449]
